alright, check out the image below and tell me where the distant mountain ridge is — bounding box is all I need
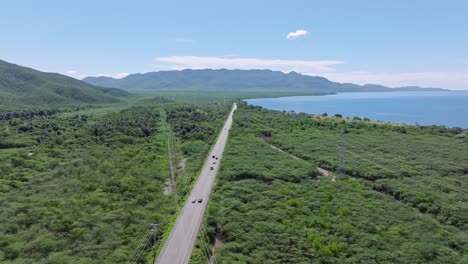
[83,69,446,93]
[0,59,129,105]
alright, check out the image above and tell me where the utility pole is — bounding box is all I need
[150,224,159,249]
[338,129,346,177]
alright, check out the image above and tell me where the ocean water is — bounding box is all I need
[245,91,468,128]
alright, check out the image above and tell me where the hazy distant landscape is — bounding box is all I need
[1,1,467,264]
[83,69,445,93]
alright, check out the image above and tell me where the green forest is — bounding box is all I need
[191,103,468,264]
[1,89,467,263]
[0,98,230,263]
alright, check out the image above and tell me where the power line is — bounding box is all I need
[131,235,152,264]
[197,227,211,264]
[346,136,466,172]
[344,140,468,195]
[127,224,159,264]
[344,149,467,206]
[270,129,466,197]
[337,129,346,177]
[201,223,218,264]
[127,229,151,264]
[128,233,151,264]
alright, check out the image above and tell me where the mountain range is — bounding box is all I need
[0,59,128,105]
[83,69,446,93]
[0,58,447,107]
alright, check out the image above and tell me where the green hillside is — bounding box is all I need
[0,59,128,105]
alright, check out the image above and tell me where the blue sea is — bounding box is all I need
[245,91,468,128]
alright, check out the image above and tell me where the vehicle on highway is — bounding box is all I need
[212,155,215,158]
[215,156,219,160]
[191,198,196,203]
[198,198,203,203]
[210,166,214,170]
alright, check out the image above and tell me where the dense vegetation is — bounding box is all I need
[192,103,468,264]
[0,100,230,263]
[1,78,467,263]
[0,59,128,105]
[83,69,444,93]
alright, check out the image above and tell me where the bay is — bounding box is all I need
[245,91,468,128]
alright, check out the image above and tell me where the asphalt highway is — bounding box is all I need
[155,103,237,264]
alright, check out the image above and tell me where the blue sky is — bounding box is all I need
[1,0,467,89]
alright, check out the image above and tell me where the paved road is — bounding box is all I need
[156,103,237,264]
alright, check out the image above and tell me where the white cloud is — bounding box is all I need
[321,71,468,90]
[114,72,130,79]
[287,29,309,39]
[64,70,87,79]
[93,72,130,79]
[64,70,129,80]
[154,56,343,73]
[65,70,78,75]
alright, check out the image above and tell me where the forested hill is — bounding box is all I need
[83,69,446,93]
[0,59,129,105]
